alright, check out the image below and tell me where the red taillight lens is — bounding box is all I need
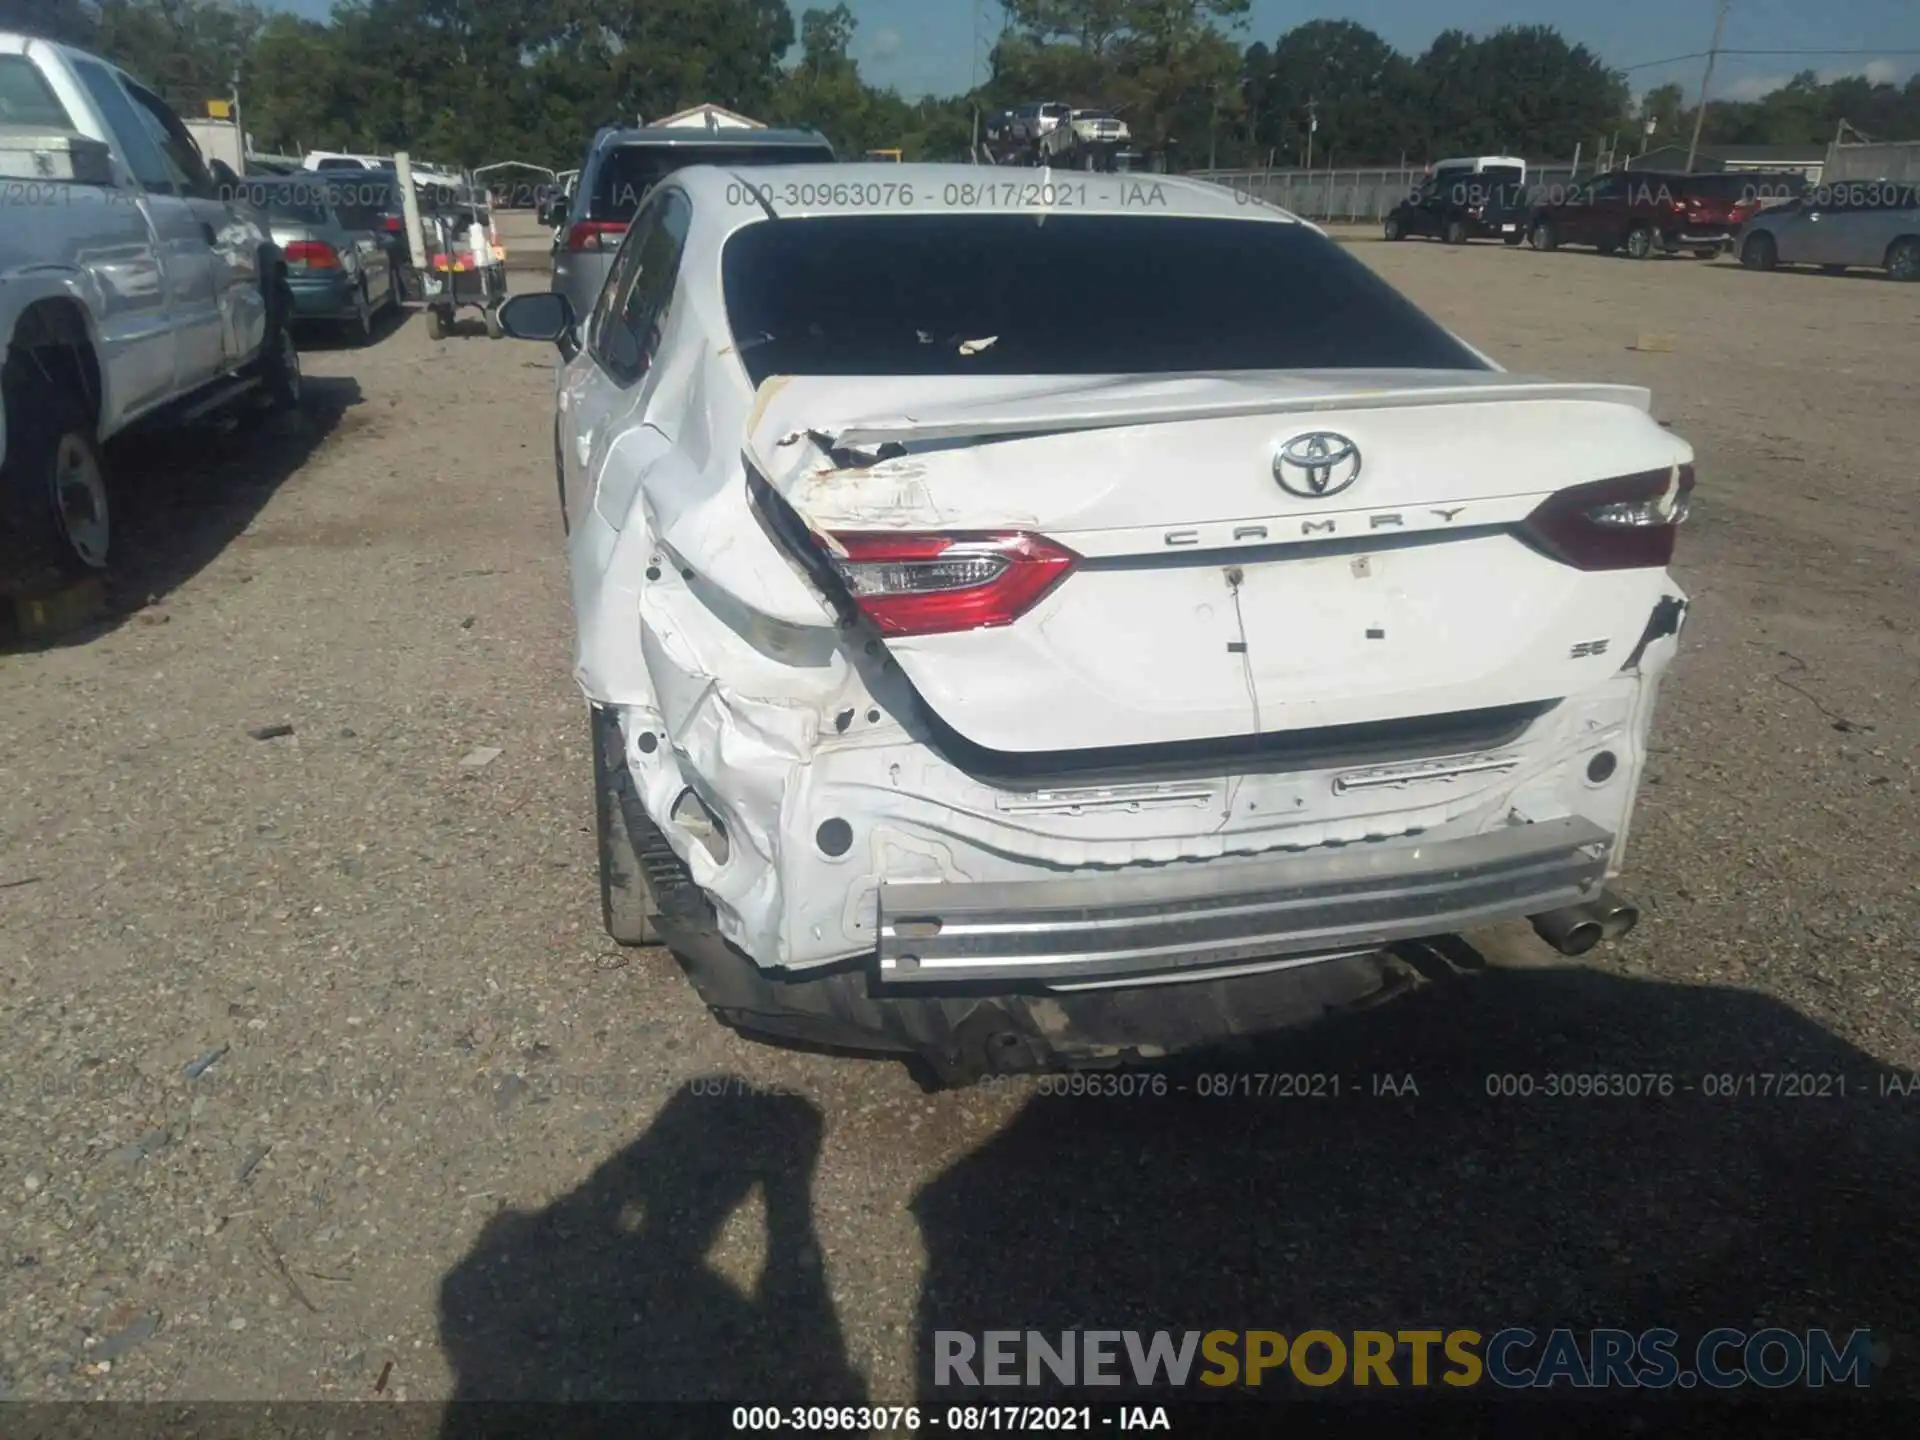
[566,220,627,252]
[1517,466,1695,571]
[283,240,340,269]
[381,215,403,232]
[821,531,1079,636]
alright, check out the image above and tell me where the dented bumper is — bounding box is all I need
[876,815,1613,987]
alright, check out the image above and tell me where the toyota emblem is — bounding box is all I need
[1273,432,1362,498]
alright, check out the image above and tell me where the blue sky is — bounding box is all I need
[268,0,1920,102]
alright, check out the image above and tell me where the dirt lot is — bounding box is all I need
[2,222,1917,1408]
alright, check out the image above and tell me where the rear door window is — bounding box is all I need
[589,142,834,221]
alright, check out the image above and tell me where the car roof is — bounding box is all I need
[594,126,831,155]
[668,162,1299,227]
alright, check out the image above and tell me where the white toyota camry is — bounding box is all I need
[497,163,1694,1085]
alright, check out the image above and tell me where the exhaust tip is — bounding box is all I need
[1591,892,1640,941]
[1531,907,1606,957]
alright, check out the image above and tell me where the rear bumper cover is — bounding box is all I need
[876,815,1612,987]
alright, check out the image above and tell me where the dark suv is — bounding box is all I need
[1384,174,1532,245]
[1526,170,1775,259]
[548,125,835,319]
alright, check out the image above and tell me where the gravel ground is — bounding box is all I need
[1,219,1916,1410]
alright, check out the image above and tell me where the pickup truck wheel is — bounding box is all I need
[0,361,110,579]
[426,305,450,340]
[1443,217,1468,245]
[591,705,662,946]
[1530,219,1558,251]
[1383,215,1403,241]
[1625,224,1656,260]
[260,315,302,412]
[1885,238,1920,281]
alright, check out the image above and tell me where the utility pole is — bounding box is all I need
[1304,97,1318,171]
[1684,0,1731,174]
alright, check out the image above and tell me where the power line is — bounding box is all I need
[1623,47,1920,72]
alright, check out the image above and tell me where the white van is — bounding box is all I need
[1429,154,1528,189]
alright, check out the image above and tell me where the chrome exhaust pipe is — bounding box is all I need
[1587,889,1640,942]
[1530,889,1641,956]
[1530,903,1606,957]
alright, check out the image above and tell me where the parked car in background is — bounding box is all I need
[1528,169,1759,259]
[1006,101,1069,152]
[1735,179,1920,280]
[1038,107,1130,168]
[1385,174,1531,245]
[1,30,299,583]
[546,124,834,322]
[494,162,1693,1084]
[236,177,399,343]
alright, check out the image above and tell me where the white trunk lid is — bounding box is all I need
[746,371,1689,755]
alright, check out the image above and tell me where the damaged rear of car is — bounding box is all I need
[513,166,1692,1084]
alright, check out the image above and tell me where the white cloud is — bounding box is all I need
[1716,58,1916,102]
[866,27,903,63]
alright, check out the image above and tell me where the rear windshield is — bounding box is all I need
[1481,165,1524,187]
[0,55,74,129]
[590,142,835,219]
[232,179,329,224]
[721,214,1489,385]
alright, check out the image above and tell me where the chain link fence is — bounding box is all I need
[1187,165,1586,223]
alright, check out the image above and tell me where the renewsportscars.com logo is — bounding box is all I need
[933,1328,1881,1391]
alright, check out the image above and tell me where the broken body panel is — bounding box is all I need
[552,165,1690,1002]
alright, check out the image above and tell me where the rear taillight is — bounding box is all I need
[283,240,339,270]
[1517,466,1694,571]
[566,219,627,252]
[820,531,1079,636]
[381,215,403,232]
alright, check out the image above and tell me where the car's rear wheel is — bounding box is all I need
[1503,230,1524,246]
[1625,224,1656,259]
[1531,219,1557,251]
[1383,215,1403,241]
[591,705,661,947]
[1741,231,1778,270]
[1443,217,1468,245]
[1885,237,1920,281]
[426,305,450,340]
[0,348,110,582]
[259,301,302,412]
[346,283,373,345]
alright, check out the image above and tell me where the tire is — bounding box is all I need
[0,346,110,581]
[258,301,302,413]
[346,284,373,346]
[1443,218,1468,245]
[1883,238,1920,281]
[484,303,504,340]
[426,305,450,340]
[1741,231,1778,271]
[1531,219,1557,251]
[1625,224,1656,260]
[591,705,661,946]
[1503,231,1524,246]
[1383,215,1403,241]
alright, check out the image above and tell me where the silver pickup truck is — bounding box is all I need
[1,31,300,584]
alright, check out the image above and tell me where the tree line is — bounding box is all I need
[8,0,1918,173]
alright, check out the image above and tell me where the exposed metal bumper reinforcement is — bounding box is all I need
[876,816,1614,987]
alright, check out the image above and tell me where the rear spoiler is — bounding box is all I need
[746,373,1654,467]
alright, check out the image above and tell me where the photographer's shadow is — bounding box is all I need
[438,1081,865,1413]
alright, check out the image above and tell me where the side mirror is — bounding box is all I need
[497,291,578,357]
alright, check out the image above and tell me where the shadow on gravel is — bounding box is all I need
[910,963,1920,1408]
[438,1082,868,1418]
[14,375,362,652]
[293,294,410,351]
